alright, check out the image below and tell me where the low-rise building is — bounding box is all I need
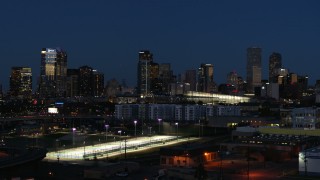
[292,107,320,129]
[159,145,218,168]
[299,146,320,176]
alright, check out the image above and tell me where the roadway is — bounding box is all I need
[45,135,198,161]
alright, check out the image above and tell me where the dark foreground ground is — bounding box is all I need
[0,154,161,180]
[1,154,319,180]
[1,134,319,180]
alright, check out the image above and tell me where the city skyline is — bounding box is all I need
[1,0,320,90]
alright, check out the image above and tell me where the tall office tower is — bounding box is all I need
[276,68,289,85]
[227,71,238,88]
[280,73,308,100]
[0,84,2,100]
[158,63,173,93]
[9,67,32,98]
[269,52,282,83]
[105,79,121,101]
[315,80,320,103]
[66,69,80,97]
[297,75,308,91]
[289,73,298,84]
[39,48,67,98]
[237,76,245,93]
[246,47,262,93]
[198,64,214,93]
[184,69,197,91]
[55,48,68,97]
[93,70,104,97]
[79,66,94,97]
[149,62,160,94]
[137,50,153,97]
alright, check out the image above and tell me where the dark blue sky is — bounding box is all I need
[1,0,320,91]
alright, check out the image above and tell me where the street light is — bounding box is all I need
[148,126,152,136]
[141,119,144,135]
[83,141,86,158]
[175,122,179,139]
[118,130,122,155]
[134,120,137,137]
[56,139,60,163]
[72,127,76,146]
[105,124,109,142]
[199,119,201,137]
[158,118,162,134]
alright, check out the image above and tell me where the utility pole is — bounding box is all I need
[124,139,127,160]
[304,134,308,176]
[247,146,250,180]
[198,119,201,137]
[219,144,223,180]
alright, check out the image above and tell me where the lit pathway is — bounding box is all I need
[45,135,198,161]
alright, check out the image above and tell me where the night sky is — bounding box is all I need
[1,0,320,91]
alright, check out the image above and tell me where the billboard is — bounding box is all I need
[48,107,58,114]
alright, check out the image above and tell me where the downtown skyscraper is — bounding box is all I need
[79,65,94,97]
[227,71,239,88]
[9,67,32,99]
[184,69,197,91]
[66,69,80,97]
[198,64,215,93]
[137,50,153,97]
[269,52,282,83]
[246,47,262,93]
[38,48,67,98]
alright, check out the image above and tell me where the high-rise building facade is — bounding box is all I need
[246,47,262,93]
[93,70,104,97]
[137,50,153,96]
[66,67,104,98]
[315,80,320,103]
[227,71,238,87]
[105,78,121,101]
[79,66,94,97]
[276,68,289,85]
[157,63,173,94]
[0,84,2,100]
[55,48,68,97]
[149,62,160,94]
[198,64,214,93]
[39,48,67,98]
[269,52,282,83]
[66,69,80,97]
[10,67,32,98]
[184,69,197,91]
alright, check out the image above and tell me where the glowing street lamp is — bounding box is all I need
[175,122,179,138]
[83,141,86,158]
[56,139,60,162]
[158,118,162,134]
[148,126,152,136]
[118,130,122,154]
[72,127,76,146]
[141,119,144,135]
[105,124,109,142]
[134,120,137,137]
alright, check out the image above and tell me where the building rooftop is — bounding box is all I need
[160,143,219,157]
[305,146,320,155]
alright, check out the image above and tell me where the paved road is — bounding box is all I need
[46,135,198,161]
